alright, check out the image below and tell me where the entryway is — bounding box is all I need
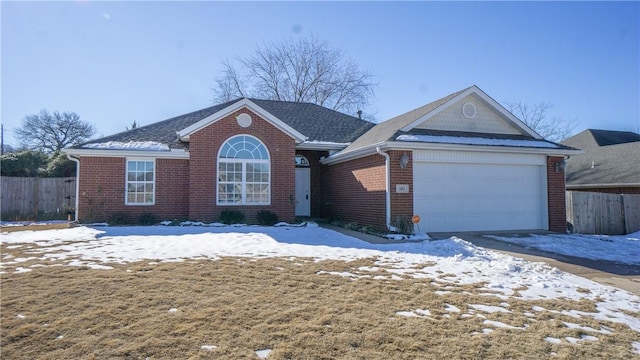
[295,167,310,216]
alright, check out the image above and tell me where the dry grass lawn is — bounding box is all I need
[1,243,639,359]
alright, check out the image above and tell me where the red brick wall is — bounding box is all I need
[547,156,567,232]
[77,157,189,222]
[188,107,296,223]
[296,150,329,218]
[389,150,414,224]
[324,153,387,230]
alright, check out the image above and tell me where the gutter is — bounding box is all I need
[567,183,640,189]
[323,141,582,166]
[65,153,81,222]
[376,146,399,232]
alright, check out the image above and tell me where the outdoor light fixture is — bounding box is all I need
[400,153,409,169]
[555,159,566,173]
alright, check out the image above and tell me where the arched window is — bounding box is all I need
[295,154,310,167]
[217,135,270,205]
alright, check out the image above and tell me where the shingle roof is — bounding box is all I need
[337,86,569,155]
[249,99,374,143]
[562,129,640,187]
[588,129,640,146]
[76,98,374,149]
[339,87,469,154]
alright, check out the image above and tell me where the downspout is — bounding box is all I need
[376,147,399,232]
[66,154,80,222]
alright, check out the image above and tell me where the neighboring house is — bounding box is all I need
[64,86,579,233]
[561,129,640,194]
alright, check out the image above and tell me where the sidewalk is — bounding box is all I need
[320,224,640,296]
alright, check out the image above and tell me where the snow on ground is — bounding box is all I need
[486,232,640,265]
[1,223,640,350]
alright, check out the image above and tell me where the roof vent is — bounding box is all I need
[462,102,477,118]
[236,113,252,128]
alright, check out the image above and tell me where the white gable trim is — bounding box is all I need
[176,98,307,143]
[400,86,542,139]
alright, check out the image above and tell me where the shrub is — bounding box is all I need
[219,209,245,225]
[257,210,279,226]
[108,212,130,225]
[395,216,414,235]
[138,212,158,226]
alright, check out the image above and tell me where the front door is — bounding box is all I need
[295,167,310,216]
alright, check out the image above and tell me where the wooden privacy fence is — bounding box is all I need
[566,191,640,235]
[1,177,76,219]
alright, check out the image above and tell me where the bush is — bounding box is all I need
[0,150,48,177]
[108,212,130,225]
[138,212,158,226]
[219,209,245,225]
[256,210,279,226]
[395,216,414,235]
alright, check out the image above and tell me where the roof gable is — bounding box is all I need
[401,86,539,138]
[70,98,373,155]
[413,93,523,135]
[177,98,307,143]
[336,86,551,159]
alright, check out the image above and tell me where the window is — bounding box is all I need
[126,159,155,205]
[295,154,310,167]
[217,135,270,205]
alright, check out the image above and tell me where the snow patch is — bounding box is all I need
[469,304,511,313]
[255,348,272,358]
[486,233,640,265]
[483,320,526,330]
[83,141,170,151]
[545,337,561,344]
[396,134,561,148]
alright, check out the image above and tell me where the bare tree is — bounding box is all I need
[213,37,376,115]
[15,110,96,153]
[505,101,577,142]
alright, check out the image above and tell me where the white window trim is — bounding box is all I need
[125,158,156,206]
[216,135,271,206]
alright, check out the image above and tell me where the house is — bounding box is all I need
[64,86,579,233]
[561,129,640,194]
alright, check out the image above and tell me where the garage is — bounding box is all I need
[412,150,548,232]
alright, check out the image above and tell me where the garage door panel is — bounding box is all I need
[413,160,546,232]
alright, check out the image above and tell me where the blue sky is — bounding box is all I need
[2,1,639,147]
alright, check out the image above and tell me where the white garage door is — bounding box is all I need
[413,150,548,232]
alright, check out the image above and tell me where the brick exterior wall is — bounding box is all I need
[295,150,329,218]
[76,107,296,224]
[389,150,414,225]
[324,153,387,230]
[323,150,415,232]
[547,156,567,232]
[77,157,189,222]
[188,107,296,223]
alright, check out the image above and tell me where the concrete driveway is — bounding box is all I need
[429,231,640,296]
